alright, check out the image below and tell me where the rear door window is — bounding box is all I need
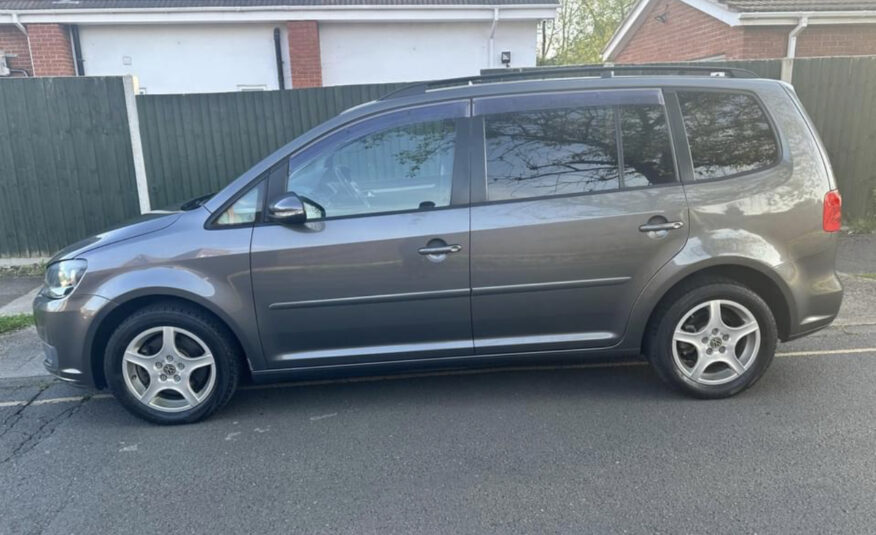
[678,91,779,181]
[620,105,676,187]
[476,90,678,202]
[484,106,619,201]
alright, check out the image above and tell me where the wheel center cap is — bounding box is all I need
[709,337,723,349]
[163,363,177,376]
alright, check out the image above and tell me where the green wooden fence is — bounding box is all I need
[0,77,141,257]
[136,83,402,209]
[2,58,876,257]
[792,57,876,220]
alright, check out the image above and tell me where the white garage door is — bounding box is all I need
[79,24,290,94]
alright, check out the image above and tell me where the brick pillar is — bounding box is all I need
[287,21,322,88]
[28,23,75,76]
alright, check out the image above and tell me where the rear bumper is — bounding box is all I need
[783,268,843,341]
[33,290,114,388]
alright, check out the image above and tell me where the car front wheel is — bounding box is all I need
[104,303,241,424]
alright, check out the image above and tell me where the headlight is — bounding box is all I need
[44,259,88,299]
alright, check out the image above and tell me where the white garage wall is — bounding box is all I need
[79,24,289,94]
[319,21,537,86]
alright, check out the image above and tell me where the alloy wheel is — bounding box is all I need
[671,299,761,386]
[122,326,217,413]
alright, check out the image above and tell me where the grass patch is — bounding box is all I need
[859,273,876,280]
[849,217,876,235]
[0,314,34,335]
[0,262,46,279]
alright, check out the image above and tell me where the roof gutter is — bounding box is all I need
[0,5,554,24]
[738,10,876,25]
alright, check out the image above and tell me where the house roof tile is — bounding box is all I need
[719,0,876,12]
[0,0,558,8]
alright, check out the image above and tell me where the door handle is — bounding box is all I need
[639,221,685,232]
[418,244,463,255]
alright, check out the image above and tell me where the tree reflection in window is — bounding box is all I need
[286,119,456,218]
[679,92,779,181]
[485,107,619,201]
[621,105,676,187]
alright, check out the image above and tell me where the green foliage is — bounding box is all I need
[0,314,34,335]
[0,262,46,279]
[849,217,876,235]
[538,0,637,65]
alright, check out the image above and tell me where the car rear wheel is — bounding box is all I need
[646,279,777,398]
[105,303,241,424]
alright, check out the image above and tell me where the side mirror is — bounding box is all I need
[267,193,307,224]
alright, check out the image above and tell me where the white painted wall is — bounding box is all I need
[79,24,288,94]
[77,20,539,93]
[320,21,537,86]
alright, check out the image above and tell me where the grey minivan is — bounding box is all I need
[34,67,844,424]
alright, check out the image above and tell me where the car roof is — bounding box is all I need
[346,72,784,117]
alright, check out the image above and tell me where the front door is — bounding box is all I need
[469,89,690,353]
[251,101,473,368]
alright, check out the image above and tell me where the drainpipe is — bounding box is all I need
[9,12,36,76]
[10,12,25,35]
[488,8,499,68]
[782,16,808,83]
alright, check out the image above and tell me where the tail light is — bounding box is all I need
[823,190,842,232]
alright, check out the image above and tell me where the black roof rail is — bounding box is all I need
[379,64,760,101]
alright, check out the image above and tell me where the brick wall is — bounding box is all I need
[287,21,322,88]
[613,0,876,62]
[614,0,743,63]
[796,25,876,57]
[0,25,33,75]
[27,24,75,76]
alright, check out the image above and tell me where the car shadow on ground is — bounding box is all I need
[216,362,679,421]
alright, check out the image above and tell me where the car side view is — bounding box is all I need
[34,66,844,424]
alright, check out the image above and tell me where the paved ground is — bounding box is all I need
[0,235,873,534]
[1,324,876,534]
[0,276,40,310]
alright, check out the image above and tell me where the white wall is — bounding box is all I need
[319,21,537,86]
[77,20,539,93]
[79,24,288,94]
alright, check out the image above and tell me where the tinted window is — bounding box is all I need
[286,118,457,219]
[621,105,676,187]
[678,92,779,180]
[485,106,619,201]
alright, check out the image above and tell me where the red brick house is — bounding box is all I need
[603,0,876,80]
[0,0,557,93]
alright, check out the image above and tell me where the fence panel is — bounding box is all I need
[791,56,876,220]
[136,83,403,209]
[0,77,140,257]
[3,61,874,258]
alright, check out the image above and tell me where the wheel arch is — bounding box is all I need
[632,259,795,353]
[87,291,256,389]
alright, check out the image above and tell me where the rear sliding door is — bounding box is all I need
[468,89,690,354]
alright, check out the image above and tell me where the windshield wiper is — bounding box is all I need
[180,192,215,211]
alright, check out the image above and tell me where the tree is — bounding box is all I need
[538,0,637,65]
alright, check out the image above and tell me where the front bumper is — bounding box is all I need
[33,290,114,387]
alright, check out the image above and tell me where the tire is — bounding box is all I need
[104,302,241,424]
[645,278,778,399]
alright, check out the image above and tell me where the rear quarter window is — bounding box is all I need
[678,91,779,181]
